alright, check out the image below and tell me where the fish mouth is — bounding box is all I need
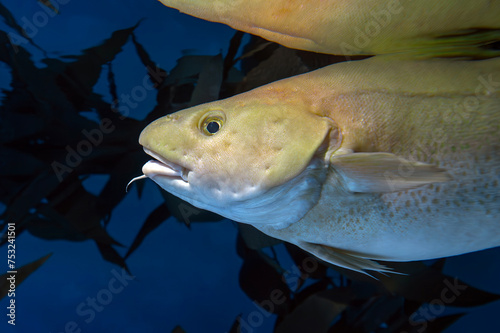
[142,148,190,182]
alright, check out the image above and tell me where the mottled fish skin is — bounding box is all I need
[253,56,500,262]
[159,0,500,56]
[138,56,500,271]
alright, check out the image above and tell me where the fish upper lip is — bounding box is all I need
[142,148,190,182]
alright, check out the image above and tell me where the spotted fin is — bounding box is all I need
[330,152,450,193]
[297,242,395,276]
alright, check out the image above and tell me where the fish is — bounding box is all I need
[133,55,500,273]
[158,0,500,57]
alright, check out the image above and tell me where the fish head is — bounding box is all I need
[138,93,339,227]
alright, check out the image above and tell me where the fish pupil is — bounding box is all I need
[206,121,220,134]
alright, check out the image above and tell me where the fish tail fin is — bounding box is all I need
[397,28,500,59]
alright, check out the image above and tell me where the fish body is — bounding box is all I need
[159,0,500,56]
[138,56,500,272]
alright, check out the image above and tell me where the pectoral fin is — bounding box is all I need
[297,242,394,276]
[330,152,450,193]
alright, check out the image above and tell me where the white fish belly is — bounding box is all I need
[291,141,500,261]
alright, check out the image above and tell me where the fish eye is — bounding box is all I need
[203,117,222,135]
[206,120,220,134]
[199,111,225,136]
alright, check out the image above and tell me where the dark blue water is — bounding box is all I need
[0,1,499,332]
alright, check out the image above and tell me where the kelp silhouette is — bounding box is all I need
[0,24,145,272]
[0,5,228,294]
[0,4,499,332]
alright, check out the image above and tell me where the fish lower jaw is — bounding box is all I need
[142,149,190,182]
[142,160,189,182]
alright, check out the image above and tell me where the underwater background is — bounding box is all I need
[0,0,499,332]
